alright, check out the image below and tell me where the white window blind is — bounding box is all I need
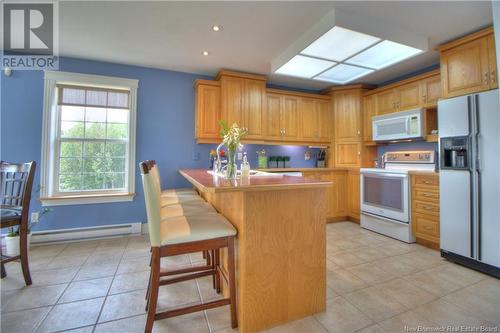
[56,85,130,193]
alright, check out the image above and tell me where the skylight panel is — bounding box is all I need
[346,40,422,69]
[314,64,374,84]
[275,55,335,78]
[301,26,381,62]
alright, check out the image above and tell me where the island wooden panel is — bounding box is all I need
[182,170,327,332]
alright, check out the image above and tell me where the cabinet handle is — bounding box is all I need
[484,71,489,84]
[422,193,433,197]
[423,180,432,184]
[357,130,361,136]
[491,71,496,84]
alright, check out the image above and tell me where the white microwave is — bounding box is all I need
[372,109,424,142]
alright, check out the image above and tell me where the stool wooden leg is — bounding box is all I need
[145,247,160,333]
[19,229,32,285]
[215,248,221,293]
[1,245,6,278]
[227,237,238,329]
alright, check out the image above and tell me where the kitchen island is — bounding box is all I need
[179,169,331,332]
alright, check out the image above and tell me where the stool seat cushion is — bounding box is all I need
[161,194,204,207]
[160,201,215,219]
[160,213,236,246]
[161,188,197,196]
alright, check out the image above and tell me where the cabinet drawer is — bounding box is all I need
[413,188,439,202]
[414,200,440,215]
[414,213,439,238]
[413,175,439,187]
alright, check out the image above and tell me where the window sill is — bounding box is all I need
[39,193,135,206]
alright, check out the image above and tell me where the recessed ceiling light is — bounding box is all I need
[212,25,223,32]
[275,55,335,78]
[202,51,209,56]
[301,26,380,62]
[314,64,374,84]
[346,40,422,70]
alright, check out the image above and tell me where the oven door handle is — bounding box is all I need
[361,172,408,179]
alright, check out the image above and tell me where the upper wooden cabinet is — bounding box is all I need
[264,92,300,141]
[421,75,442,107]
[370,70,441,115]
[333,90,362,142]
[218,71,266,139]
[438,27,497,98]
[362,95,375,142]
[195,80,221,141]
[396,81,422,111]
[299,98,331,143]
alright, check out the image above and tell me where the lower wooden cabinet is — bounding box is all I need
[302,170,351,222]
[411,174,440,249]
[335,142,361,167]
[347,170,360,221]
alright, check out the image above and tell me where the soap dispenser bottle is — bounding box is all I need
[240,152,250,178]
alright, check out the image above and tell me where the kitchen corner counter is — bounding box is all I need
[179,169,332,193]
[257,167,357,172]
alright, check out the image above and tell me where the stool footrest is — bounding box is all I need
[155,298,231,321]
[159,269,214,285]
[160,264,212,276]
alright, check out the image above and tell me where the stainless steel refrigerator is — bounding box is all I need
[438,89,500,278]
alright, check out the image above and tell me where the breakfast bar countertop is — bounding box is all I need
[179,169,332,193]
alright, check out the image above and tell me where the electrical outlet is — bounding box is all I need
[304,151,311,161]
[192,152,200,161]
[31,212,39,223]
[237,152,243,160]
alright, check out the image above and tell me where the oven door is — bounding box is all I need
[360,171,409,222]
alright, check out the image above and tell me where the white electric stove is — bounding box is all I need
[360,151,436,243]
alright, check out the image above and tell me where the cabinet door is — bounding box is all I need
[282,96,299,140]
[487,33,498,89]
[331,172,348,217]
[315,100,331,142]
[440,36,490,98]
[299,98,318,141]
[265,94,282,140]
[220,76,244,127]
[375,90,397,115]
[244,79,265,138]
[195,84,221,139]
[396,82,421,111]
[334,91,361,141]
[362,95,375,142]
[422,75,441,107]
[348,171,360,219]
[335,142,360,167]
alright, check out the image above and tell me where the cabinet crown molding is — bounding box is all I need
[436,26,494,52]
[363,68,440,96]
[322,84,375,95]
[194,79,220,88]
[216,69,267,82]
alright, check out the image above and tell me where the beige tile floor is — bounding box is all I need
[1,221,499,333]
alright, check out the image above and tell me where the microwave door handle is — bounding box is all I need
[406,117,411,134]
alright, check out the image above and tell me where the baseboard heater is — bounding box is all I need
[31,222,142,244]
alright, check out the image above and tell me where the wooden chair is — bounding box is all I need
[140,161,238,333]
[0,161,36,285]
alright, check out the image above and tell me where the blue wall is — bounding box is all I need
[0,57,319,231]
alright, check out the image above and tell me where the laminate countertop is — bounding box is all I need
[179,169,332,193]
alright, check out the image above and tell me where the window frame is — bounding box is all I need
[41,71,138,206]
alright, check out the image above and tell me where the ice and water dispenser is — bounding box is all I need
[440,136,469,169]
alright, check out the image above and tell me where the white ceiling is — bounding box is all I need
[59,1,493,90]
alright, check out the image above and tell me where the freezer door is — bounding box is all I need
[440,170,472,257]
[476,89,500,267]
[438,95,470,137]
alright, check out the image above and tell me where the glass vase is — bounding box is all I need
[226,150,237,179]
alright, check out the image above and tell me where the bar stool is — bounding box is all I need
[140,161,238,333]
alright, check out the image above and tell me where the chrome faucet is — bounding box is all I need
[213,142,225,174]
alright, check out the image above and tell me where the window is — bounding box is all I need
[41,71,138,205]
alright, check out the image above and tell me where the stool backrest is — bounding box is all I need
[140,160,161,247]
[0,161,36,221]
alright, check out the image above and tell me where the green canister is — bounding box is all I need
[256,149,267,169]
